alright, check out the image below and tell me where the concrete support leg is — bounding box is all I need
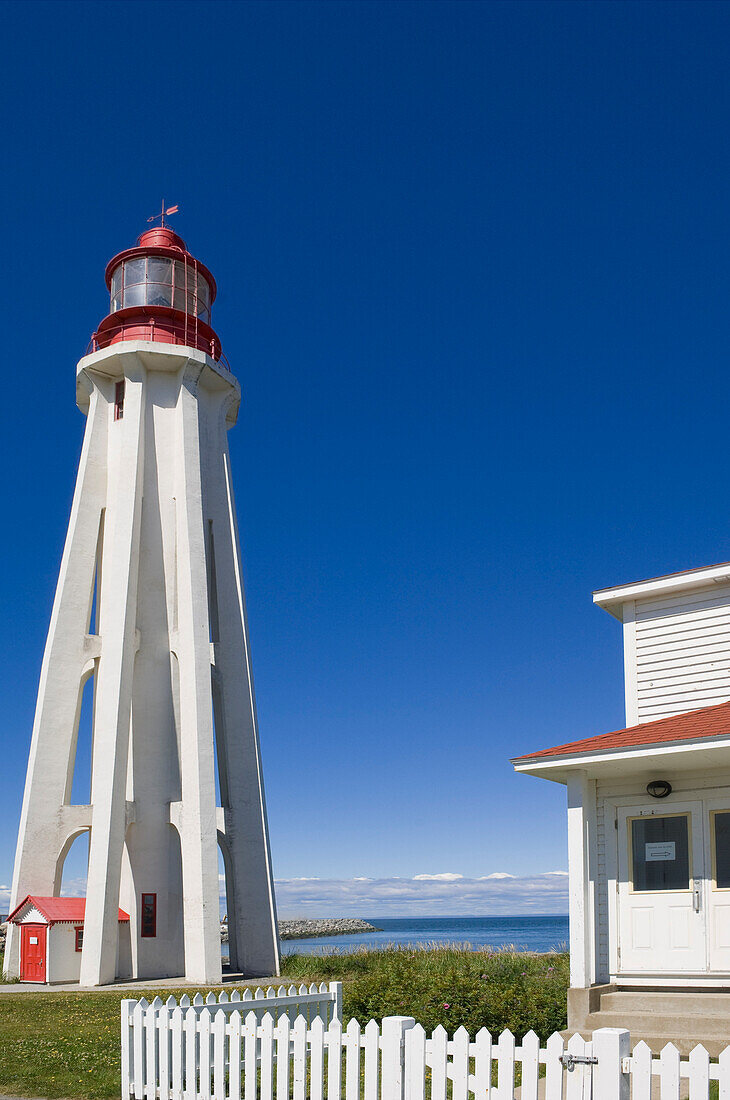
[80,367,145,986]
[203,403,279,977]
[174,366,223,984]
[4,384,109,979]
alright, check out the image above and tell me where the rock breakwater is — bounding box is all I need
[220,917,379,943]
[279,918,380,940]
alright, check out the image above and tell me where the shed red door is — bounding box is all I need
[20,924,47,982]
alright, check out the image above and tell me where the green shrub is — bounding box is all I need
[281,944,569,1039]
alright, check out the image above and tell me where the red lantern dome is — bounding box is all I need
[92,226,222,361]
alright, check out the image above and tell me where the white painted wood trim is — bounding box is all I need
[622,601,639,727]
[604,799,620,979]
[567,772,593,988]
[594,563,730,612]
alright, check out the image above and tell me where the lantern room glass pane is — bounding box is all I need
[124,283,146,308]
[111,293,123,312]
[124,258,146,287]
[197,277,210,308]
[148,257,172,285]
[631,815,690,892]
[173,260,188,290]
[173,287,187,312]
[147,283,173,307]
[714,812,730,889]
[111,266,122,299]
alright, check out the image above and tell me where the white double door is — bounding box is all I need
[617,799,730,974]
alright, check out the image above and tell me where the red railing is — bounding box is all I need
[85,321,231,373]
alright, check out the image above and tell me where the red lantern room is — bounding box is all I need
[92,225,222,361]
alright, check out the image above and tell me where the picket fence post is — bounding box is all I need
[121,999,135,1099]
[381,1016,416,1100]
[592,1028,631,1100]
[330,980,343,1023]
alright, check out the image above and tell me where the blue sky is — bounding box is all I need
[2,0,730,917]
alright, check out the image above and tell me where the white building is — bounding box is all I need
[514,562,730,1051]
[3,221,280,986]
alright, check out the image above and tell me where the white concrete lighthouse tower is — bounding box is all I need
[4,222,280,985]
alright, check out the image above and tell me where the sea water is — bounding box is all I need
[222,915,568,958]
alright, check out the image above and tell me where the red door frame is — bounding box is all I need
[20,923,47,983]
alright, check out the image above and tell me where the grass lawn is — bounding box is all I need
[0,946,569,1099]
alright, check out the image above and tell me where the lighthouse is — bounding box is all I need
[4,219,280,985]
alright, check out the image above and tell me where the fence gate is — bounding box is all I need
[401,1021,606,1100]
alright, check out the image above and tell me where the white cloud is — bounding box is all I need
[59,877,86,898]
[413,873,464,881]
[273,873,568,917]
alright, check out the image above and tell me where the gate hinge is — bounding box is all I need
[560,1054,598,1071]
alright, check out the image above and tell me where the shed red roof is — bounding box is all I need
[514,699,730,762]
[7,895,130,924]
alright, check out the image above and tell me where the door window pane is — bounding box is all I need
[714,812,730,888]
[631,815,690,891]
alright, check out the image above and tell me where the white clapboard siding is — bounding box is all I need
[120,1004,730,1100]
[627,585,730,722]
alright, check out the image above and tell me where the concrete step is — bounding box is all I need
[567,1029,728,1058]
[584,1009,730,1039]
[602,990,730,1016]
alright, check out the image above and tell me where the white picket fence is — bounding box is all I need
[121,999,730,1100]
[123,984,343,1029]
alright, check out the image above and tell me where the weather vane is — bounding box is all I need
[147,200,179,228]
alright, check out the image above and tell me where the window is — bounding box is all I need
[713,811,730,888]
[74,926,83,952]
[631,814,691,892]
[141,893,157,938]
[114,380,125,421]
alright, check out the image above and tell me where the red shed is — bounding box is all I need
[8,896,130,984]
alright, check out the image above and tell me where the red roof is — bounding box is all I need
[7,895,130,924]
[515,699,730,762]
